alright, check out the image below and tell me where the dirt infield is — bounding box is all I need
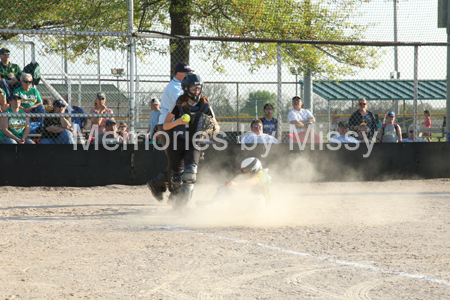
[1,179,450,299]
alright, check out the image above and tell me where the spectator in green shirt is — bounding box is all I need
[0,93,34,144]
[13,73,45,126]
[0,48,22,100]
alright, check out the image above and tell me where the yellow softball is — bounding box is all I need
[181,114,190,122]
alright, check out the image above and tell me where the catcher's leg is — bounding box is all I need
[173,164,197,209]
[147,125,169,202]
[147,170,168,202]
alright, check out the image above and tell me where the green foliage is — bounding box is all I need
[1,0,382,79]
[241,90,276,117]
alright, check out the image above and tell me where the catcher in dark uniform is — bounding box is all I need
[163,74,220,208]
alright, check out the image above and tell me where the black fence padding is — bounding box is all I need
[0,142,448,187]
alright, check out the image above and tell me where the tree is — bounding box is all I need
[1,0,382,78]
[241,90,277,118]
[202,83,236,117]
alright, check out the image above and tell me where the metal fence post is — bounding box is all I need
[236,82,240,134]
[276,43,282,142]
[447,23,450,138]
[128,0,136,141]
[413,45,419,142]
[135,75,140,126]
[78,75,82,107]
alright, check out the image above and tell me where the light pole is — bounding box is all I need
[111,68,125,114]
[290,66,302,97]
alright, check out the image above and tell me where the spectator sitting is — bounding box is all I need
[89,92,114,134]
[402,125,427,142]
[0,87,6,111]
[348,98,377,140]
[329,121,360,143]
[0,48,23,100]
[260,103,278,137]
[42,98,54,113]
[148,98,161,139]
[330,108,339,131]
[357,122,371,142]
[96,119,123,144]
[241,119,278,144]
[0,93,34,144]
[118,122,132,142]
[376,111,402,143]
[13,73,46,126]
[40,100,74,144]
[288,95,315,135]
[64,95,88,134]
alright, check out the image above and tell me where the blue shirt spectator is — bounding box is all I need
[260,103,278,136]
[149,98,161,138]
[261,117,277,136]
[69,105,88,131]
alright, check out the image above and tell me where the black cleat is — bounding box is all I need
[147,180,165,202]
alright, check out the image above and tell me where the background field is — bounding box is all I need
[1,179,450,299]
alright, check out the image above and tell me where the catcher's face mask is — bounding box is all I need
[187,85,202,104]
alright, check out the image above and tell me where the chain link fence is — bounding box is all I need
[0,0,447,144]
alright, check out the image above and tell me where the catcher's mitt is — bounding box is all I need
[196,113,216,138]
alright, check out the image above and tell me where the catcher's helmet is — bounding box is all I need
[240,157,262,174]
[182,74,203,103]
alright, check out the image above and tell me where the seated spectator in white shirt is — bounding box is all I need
[402,124,427,142]
[96,119,124,144]
[241,119,278,144]
[288,95,315,135]
[329,121,360,143]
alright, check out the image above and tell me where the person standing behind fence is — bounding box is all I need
[13,73,45,126]
[148,98,161,140]
[40,100,74,144]
[376,111,402,143]
[288,95,315,135]
[260,103,278,137]
[0,48,22,100]
[89,92,113,135]
[147,62,194,202]
[0,93,34,144]
[348,98,377,140]
[421,110,431,142]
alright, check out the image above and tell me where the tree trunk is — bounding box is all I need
[170,0,191,77]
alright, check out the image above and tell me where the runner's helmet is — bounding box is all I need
[240,157,262,174]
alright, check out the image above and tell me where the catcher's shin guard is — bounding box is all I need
[173,165,197,208]
[169,170,183,206]
[173,183,194,209]
[182,165,197,184]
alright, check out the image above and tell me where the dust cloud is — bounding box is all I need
[136,156,421,228]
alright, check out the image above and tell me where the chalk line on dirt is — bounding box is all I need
[150,225,450,287]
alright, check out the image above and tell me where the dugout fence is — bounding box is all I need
[0,0,448,144]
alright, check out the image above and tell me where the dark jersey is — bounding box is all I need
[170,98,215,140]
[42,113,64,139]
